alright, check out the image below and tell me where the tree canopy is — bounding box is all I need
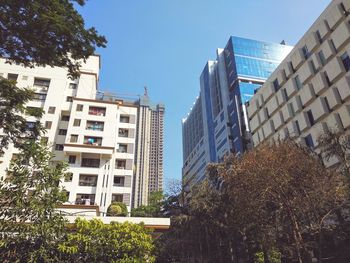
[157,140,350,263]
[0,0,107,78]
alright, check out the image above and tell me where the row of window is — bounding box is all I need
[5,73,78,90]
[64,173,127,187]
[66,193,126,205]
[67,155,130,170]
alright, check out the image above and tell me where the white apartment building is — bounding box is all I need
[247,0,350,157]
[0,56,139,214]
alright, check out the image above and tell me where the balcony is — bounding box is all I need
[116,159,126,169]
[113,176,125,187]
[83,136,102,146]
[86,121,104,131]
[79,174,98,186]
[81,158,100,168]
[75,194,95,205]
[118,128,129,138]
[64,142,114,155]
[88,106,106,116]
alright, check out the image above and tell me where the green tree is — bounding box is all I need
[131,191,164,217]
[107,202,128,217]
[0,0,107,78]
[0,78,44,154]
[59,218,155,262]
[157,141,349,263]
[0,140,68,262]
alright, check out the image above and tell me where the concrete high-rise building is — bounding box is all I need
[182,36,292,189]
[247,0,350,163]
[0,56,164,214]
[133,92,164,208]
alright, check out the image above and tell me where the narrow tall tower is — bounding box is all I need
[132,93,164,208]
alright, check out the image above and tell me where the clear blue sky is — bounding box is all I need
[77,0,331,184]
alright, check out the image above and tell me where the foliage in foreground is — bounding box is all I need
[131,191,164,217]
[107,202,128,217]
[0,140,68,262]
[59,218,155,263]
[157,140,350,263]
[0,78,44,154]
[0,0,107,78]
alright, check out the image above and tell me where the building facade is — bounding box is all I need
[0,56,164,214]
[182,36,292,188]
[247,0,350,161]
[133,94,164,208]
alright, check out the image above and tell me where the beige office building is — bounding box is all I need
[247,0,350,154]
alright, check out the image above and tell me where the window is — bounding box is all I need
[79,174,97,186]
[304,134,314,149]
[295,120,301,135]
[341,52,350,72]
[73,119,81,126]
[64,172,73,182]
[340,2,348,14]
[117,144,127,153]
[48,106,56,114]
[302,45,310,59]
[70,135,78,143]
[83,136,102,146]
[45,121,52,129]
[309,60,317,73]
[26,121,36,130]
[307,110,315,126]
[7,73,18,81]
[76,194,95,205]
[282,89,288,101]
[318,51,326,66]
[58,129,67,135]
[86,121,104,131]
[116,159,126,169]
[294,75,302,90]
[316,30,322,43]
[76,104,83,111]
[88,106,106,116]
[118,128,129,137]
[33,93,47,101]
[329,39,337,52]
[61,115,70,121]
[69,83,77,89]
[324,71,331,86]
[324,97,331,112]
[114,176,125,187]
[273,78,280,91]
[68,155,76,164]
[66,96,73,102]
[111,194,123,203]
[120,115,130,123]
[81,158,100,168]
[55,144,64,151]
[34,78,50,88]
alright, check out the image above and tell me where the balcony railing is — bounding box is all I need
[79,180,97,187]
[81,159,100,168]
[83,137,102,146]
[88,107,106,116]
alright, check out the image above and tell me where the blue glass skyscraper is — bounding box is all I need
[224,36,292,154]
[182,36,292,188]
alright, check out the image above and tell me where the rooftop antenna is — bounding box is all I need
[144,86,148,97]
